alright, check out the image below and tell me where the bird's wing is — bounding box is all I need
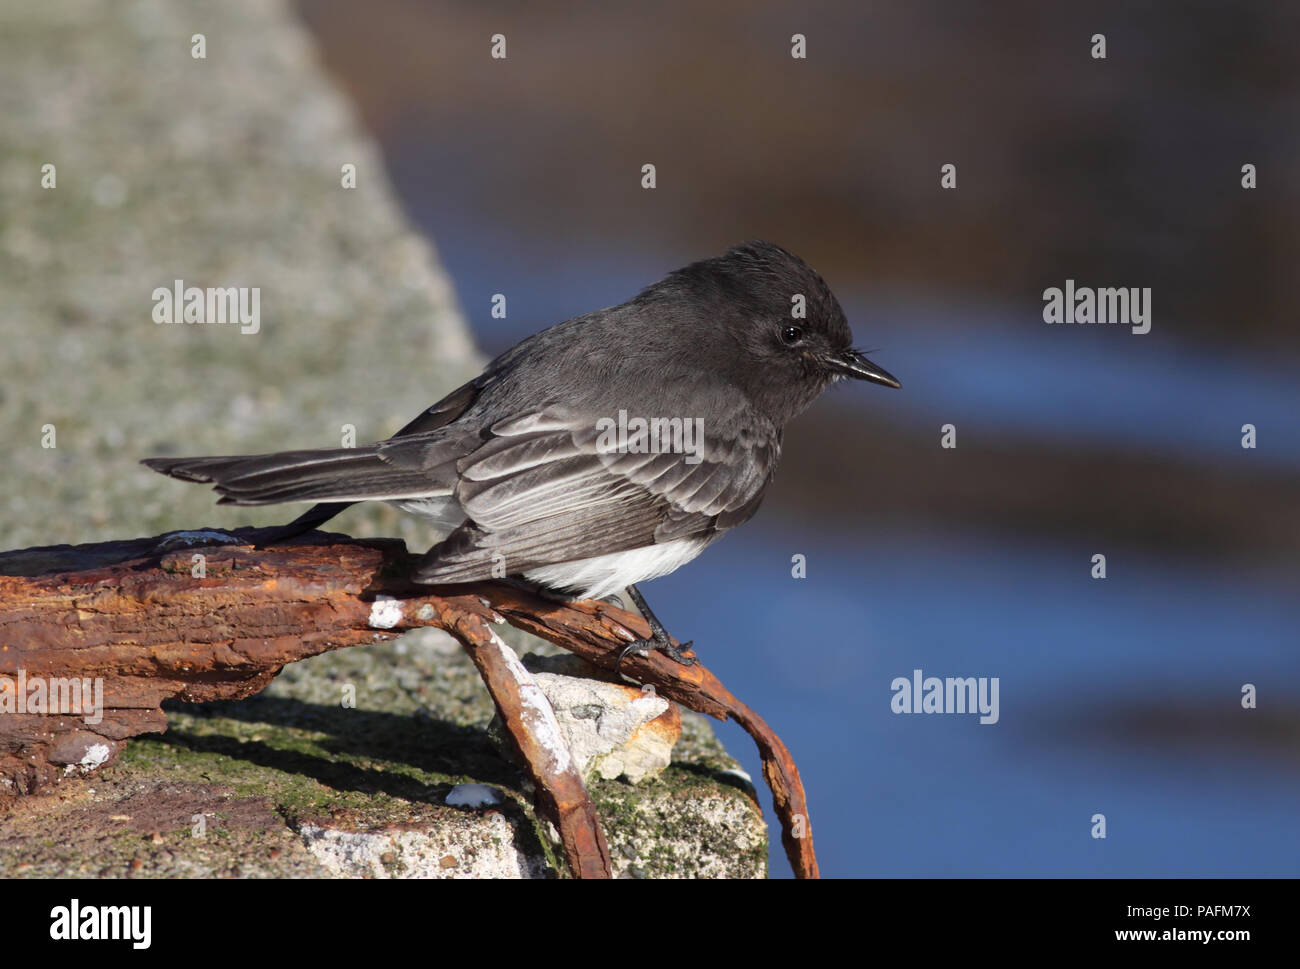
[387,376,485,439]
[388,406,777,583]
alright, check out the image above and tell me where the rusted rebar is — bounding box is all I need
[0,528,818,878]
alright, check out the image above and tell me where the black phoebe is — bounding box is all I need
[143,241,900,665]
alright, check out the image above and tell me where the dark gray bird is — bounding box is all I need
[143,241,899,666]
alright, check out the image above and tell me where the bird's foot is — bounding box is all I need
[610,582,698,675]
[613,632,696,676]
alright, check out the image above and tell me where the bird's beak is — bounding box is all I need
[826,350,901,388]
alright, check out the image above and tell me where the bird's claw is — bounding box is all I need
[612,634,696,677]
[660,638,696,666]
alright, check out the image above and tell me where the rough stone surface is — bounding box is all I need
[0,0,476,552]
[522,653,681,784]
[299,815,549,879]
[0,0,766,877]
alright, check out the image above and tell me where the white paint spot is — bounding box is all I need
[487,629,572,774]
[368,596,403,629]
[445,784,504,808]
[719,767,754,786]
[79,743,111,769]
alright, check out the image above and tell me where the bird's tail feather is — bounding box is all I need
[141,447,448,505]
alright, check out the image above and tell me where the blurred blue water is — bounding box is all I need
[658,523,1300,877]
[837,290,1300,470]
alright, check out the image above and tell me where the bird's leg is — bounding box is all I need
[614,584,696,672]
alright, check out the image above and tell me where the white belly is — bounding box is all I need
[524,538,710,601]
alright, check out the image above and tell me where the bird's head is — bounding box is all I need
[659,241,899,423]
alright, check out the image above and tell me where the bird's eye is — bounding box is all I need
[780,325,804,345]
